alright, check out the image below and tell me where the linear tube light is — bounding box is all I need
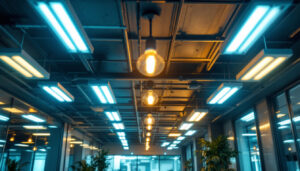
[241,112,255,122]
[105,111,121,121]
[237,49,293,81]
[185,130,197,136]
[207,83,242,104]
[0,49,50,79]
[40,82,74,102]
[23,125,47,130]
[91,83,116,104]
[124,146,129,150]
[0,114,9,121]
[186,109,208,122]
[22,114,45,123]
[33,133,50,136]
[161,142,170,147]
[168,133,181,137]
[173,141,181,144]
[2,107,24,114]
[177,136,185,141]
[15,143,29,147]
[31,0,93,53]
[113,123,125,130]
[178,122,194,130]
[223,2,291,55]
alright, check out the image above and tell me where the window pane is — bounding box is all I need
[274,93,300,170]
[235,110,262,171]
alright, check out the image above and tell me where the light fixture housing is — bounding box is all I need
[240,112,255,122]
[186,109,208,122]
[39,82,74,102]
[23,125,47,130]
[161,142,170,147]
[185,130,197,136]
[0,114,9,121]
[142,90,159,105]
[22,114,45,123]
[90,82,116,104]
[30,0,93,53]
[207,83,242,104]
[178,122,194,130]
[168,133,181,137]
[177,136,185,141]
[33,133,50,136]
[0,49,50,79]
[236,49,293,81]
[144,113,155,125]
[105,111,121,121]
[113,123,125,130]
[222,1,291,55]
[2,107,24,114]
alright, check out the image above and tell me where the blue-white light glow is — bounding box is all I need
[91,85,115,104]
[22,114,45,123]
[224,5,284,54]
[113,123,124,130]
[241,112,255,122]
[0,114,9,121]
[51,87,72,102]
[177,136,185,141]
[50,2,88,53]
[43,86,64,102]
[37,2,76,52]
[209,87,231,104]
[91,86,107,103]
[105,112,114,121]
[185,130,197,136]
[218,87,239,104]
[101,86,115,104]
[42,85,73,102]
[161,142,170,147]
[112,112,121,121]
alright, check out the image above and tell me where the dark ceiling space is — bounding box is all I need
[0,0,300,147]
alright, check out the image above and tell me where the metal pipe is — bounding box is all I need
[132,81,142,143]
[15,24,127,30]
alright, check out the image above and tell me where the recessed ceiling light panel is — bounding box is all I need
[207,83,242,104]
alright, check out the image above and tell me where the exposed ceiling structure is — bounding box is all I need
[0,0,300,149]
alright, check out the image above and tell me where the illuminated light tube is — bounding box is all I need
[123,146,129,150]
[22,114,45,123]
[223,2,291,55]
[240,112,255,122]
[30,0,93,53]
[167,147,173,150]
[70,141,82,144]
[173,141,181,144]
[105,111,121,121]
[207,83,242,104]
[0,114,9,121]
[33,133,50,136]
[168,133,181,137]
[186,109,208,122]
[113,123,125,130]
[2,107,24,114]
[15,143,29,147]
[242,133,257,137]
[117,132,125,137]
[90,83,116,104]
[0,49,50,79]
[23,125,47,130]
[170,144,176,147]
[39,82,74,102]
[178,122,194,130]
[161,142,170,147]
[185,130,197,136]
[177,136,185,141]
[119,136,126,140]
[236,49,293,81]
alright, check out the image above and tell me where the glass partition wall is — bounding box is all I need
[0,90,63,171]
[235,110,262,171]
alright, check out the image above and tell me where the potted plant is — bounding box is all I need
[197,136,236,171]
[6,159,28,171]
[71,160,95,171]
[92,150,109,171]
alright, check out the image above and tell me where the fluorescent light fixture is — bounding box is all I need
[31,0,93,53]
[119,136,126,140]
[124,146,129,150]
[173,141,181,144]
[186,109,208,122]
[168,133,181,137]
[91,83,116,104]
[2,107,24,113]
[161,142,170,147]
[237,49,293,81]
[179,122,194,130]
[33,133,50,136]
[242,133,257,137]
[15,143,29,147]
[22,114,45,123]
[113,123,125,130]
[283,139,294,144]
[167,147,173,150]
[278,125,288,129]
[117,132,125,137]
[0,101,5,105]
[177,136,185,141]
[241,112,255,122]
[185,130,197,136]
[223,2,291,55]
[70,141,82,144]
[0,140,6,143]
[277,113,286,118]
[39,149,47,152]
[170,144,176,147]
[48,125,58,128]
[105,111,121,121]
[0,49,50,79]
[207,83,242,104]
[0,114,9,121]
[23,125,47,130]
[39,82,74,102]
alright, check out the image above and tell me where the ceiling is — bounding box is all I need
[0,0,300,147]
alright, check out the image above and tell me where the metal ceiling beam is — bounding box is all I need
[15,24,127,30]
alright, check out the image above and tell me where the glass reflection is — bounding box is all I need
[235,110,262,171]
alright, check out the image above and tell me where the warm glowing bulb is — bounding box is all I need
[10,137,15,142]
[147,117,153,125]
[146,55,156,74]
[146,137,150,142]
[33,146,37,151]
[146,132,151,136]
[70,144,74,148]
[147,125,152,130]
[147,95,154,105]
[28,137,33,143]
